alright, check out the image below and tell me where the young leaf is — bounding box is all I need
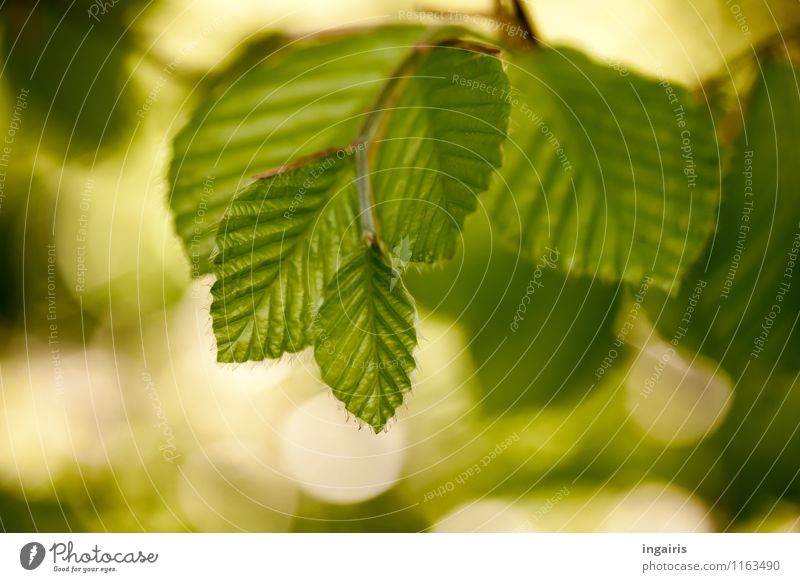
[169,25,425,275]
[372,43,511,262]
[211,150,360,362]
[487,47,721,291]
[314,244,417,432]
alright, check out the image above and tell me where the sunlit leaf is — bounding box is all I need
[314,244,417,432]
[373,42,510,262]
[211,150,360,362]
[487,47,721,290]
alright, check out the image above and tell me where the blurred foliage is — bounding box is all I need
[647,57,800,372]
[2,0,151,158]
[408,216,620,410]
[643,56,800,518]
[1,0,799,533]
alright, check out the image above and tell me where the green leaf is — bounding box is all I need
[210,150,360,362]
[486,47,721,290]
[169,25,425,275]
[313,244,417,432]
[372,43,511,262]
[644,57,800,373]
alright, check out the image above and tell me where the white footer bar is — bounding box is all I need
[1,533,797,581]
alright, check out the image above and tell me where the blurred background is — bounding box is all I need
[1,0,799,532]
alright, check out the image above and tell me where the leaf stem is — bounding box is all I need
[357,53,423,144]
[353,47,425,244]
[353,33,500,243]
[355,143,376,242]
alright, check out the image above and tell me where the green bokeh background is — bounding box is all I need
[0,0,799,532]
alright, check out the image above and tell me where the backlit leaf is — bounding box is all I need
[487,47,721,291]
[314,244,417,432]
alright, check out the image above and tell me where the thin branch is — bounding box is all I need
[701,25,800,92]
[510,0,539,47]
